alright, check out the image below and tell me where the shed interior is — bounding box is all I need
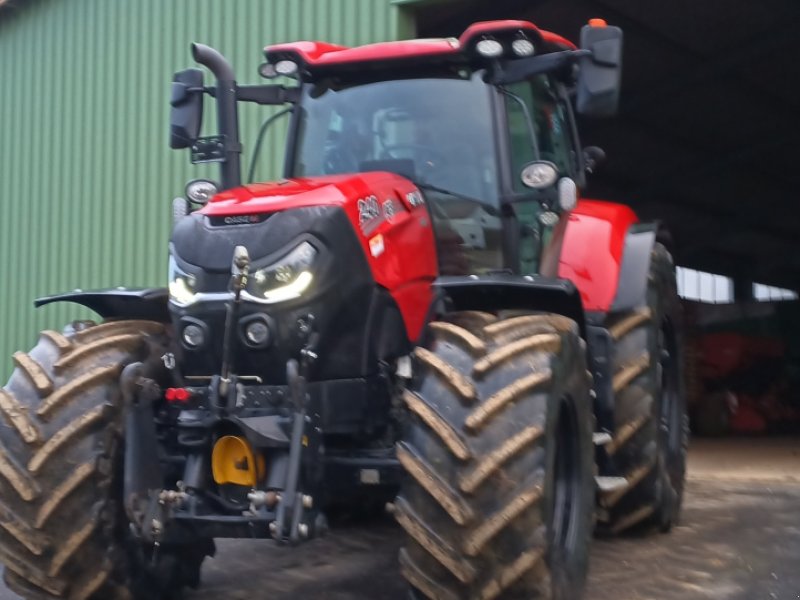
[410,0,800,436]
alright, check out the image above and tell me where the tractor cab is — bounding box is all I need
[170,19,623,278]
[274,20,621,277]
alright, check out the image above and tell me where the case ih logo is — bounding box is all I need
[357,195,383,235]
[209,214,268,226]
[224,215,261,225]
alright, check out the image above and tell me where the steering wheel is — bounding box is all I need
[382,144,449,176]
[323,143,360,175]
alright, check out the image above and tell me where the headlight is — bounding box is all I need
[182,323,206,347]
[476,38,504,58]
[246,241,317,303]
[511,37,536,57]
[185,179,218,205]
[520,161,558,189]
[168,256,198,306]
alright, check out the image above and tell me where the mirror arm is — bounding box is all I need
[236,85,301,105]
[205,85,300,104]
[591,57,620,68]
[490,49,589,85]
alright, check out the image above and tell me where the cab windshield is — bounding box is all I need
[291,74,499,208]
[292,74,508,273]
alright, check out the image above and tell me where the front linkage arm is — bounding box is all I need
[121,362,187,545]
[271,359,309,543]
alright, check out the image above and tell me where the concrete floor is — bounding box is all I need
[194,437,800,600]
[193,479,800,600]
[2,438,799,599]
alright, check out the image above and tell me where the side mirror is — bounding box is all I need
[170,68,204,149]
[583,146,606,174]
[576,22,623,117]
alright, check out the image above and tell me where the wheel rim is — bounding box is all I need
[551,398,581,557]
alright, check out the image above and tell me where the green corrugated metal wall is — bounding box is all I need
[0,0,410,379]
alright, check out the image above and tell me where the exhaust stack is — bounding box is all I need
[191,43,242,190]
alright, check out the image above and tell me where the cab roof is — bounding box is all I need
[264,20,575,79]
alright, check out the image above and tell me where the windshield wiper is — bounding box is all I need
[414,182,498,214]
[412,180,484,204]
[498,87,540,160]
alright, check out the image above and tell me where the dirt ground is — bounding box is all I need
[190,478,800,600]
[192,437,800,600]
[2,437,799,599]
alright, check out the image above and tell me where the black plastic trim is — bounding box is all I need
[490,50,587,85]
[434,274,586,337]
[35,288,170,322]
[586,325,613,429]
[610,223,657,311]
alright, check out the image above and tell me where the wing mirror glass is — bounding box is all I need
[576,22,623,117]
[170,68,204,149]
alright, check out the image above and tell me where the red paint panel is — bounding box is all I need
[202,175,363,215]
[558,199,639,312]
[267,39,459,66]
[264,41,347,63]
[200,173,437,341]
[459,20,576,50]
[264,20,575,69]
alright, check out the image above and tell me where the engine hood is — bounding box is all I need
[199,172,416,218]
[171,170,436,342]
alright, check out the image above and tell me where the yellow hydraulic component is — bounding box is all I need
[211,435,265,487]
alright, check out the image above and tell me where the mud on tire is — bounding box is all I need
[600,242,690,533]
[397,311,594,600]
[0,320,208,600]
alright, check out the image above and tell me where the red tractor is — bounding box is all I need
[0,19,687,600]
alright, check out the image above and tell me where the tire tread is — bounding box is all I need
[0,320,166,598]
[398,311,594,599]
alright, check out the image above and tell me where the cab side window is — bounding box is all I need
[505,76,576,193]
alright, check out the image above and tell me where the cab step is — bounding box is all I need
[592,432,612,445]
[595,476,628,493]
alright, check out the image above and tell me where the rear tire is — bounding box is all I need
[397,311,594,599]
[0,320,211,600]
[600,243,689,533]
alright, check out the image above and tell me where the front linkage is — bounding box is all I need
[122,248,325,548]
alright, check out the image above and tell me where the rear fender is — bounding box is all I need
[35,288,170,322]
[433,274,586,337]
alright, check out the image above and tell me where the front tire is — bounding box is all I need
[0,320,210,600]
[397,311,594,599]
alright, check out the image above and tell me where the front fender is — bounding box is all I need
[35,288,170,322]
[558,199,657,313]
[433,274,586,337]
[609,224,657,312]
